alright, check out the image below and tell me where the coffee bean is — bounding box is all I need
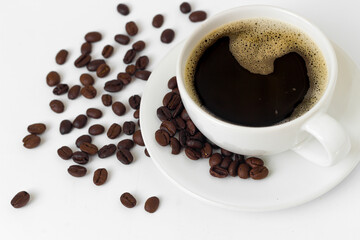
[107,123,122,139]
[172,102,183,118]
[112,102,126,116]
[57,146,73,160]
[152,14,164,28]
[170,137,181,155]
[210,165,228,178]
[96,63,110,78]
[180,2,191,13]
[125,21,138,36]
[238,163,250,179]
[11,191,30,208]
[235,154,245,162]
[135,70,151,80]
[186,119,196,135]
[74,54,91,68]
[123,49,136,64]
[133,109,140,119]
[161,29,175,43]
[157,106,172,121]
[81,85,97,99]
[101,94,112,106]
[117,139,134,150]
[98,144,116,158]
[228,160,240,177]
[209,153,222,167]
[178,130,188,147]
[22,134,41,149]
[185,147,201,160]
[117,3,129,15]
[115,34,130,45]
[125,64,136,75]
[128,95,141,109]
[80,142,98,155]
[133,130,144,146]
[180,109,190,121]
[144,148,150,157]
[60,119,73,134]
[117,72,132,85]
[201,142,212,158]
[167,76,177,89]
[85,31,102,43]
[123,121,135,135]
[56,49,68,65]
[117,148,133,164]
[73,114,87,129]
[75,135,92,148]
[80,74,95,86]
[172,87,180,94]
[135,56,149,70]
[163,92,181,110]
[68,165,87,177]
[132,40,146,52]
[190,132,205,143]
[68,85,81,99]
[172,117,185,130]
[221,148,233,157]
[27,123,46,134]
[81,42,92,55]
[49,100,64,113]
[144,196,159,213]
[250,166,269,180]
[53,84,69,95]
[46,71,60,86]
[155,129,170,146]
[220,157,232,170]
[93,168,108,186]
[87,59,105,72]
[104,80,123,92]
[72,151,89,165]
[86,108,102,119]
[120,192,137,208]
[189,11,207,22]
[160,120,177,137]
[245,157,264,168]
[102,45,114,58]
[88,124,105,136]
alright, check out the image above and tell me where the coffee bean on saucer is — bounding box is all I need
[49,100,64,113]
[102,94,112,106]
[132,41,145,52]
[117,148,133,164]
[53,84,69,95]
[185,147,201,160]
[87,59,105,72]
[189,11,207,22]
[117,3,130,15]
[144,196,159,213]
[97,63,110,78]
[86,108,102,119]
[72,151,89,165]
[98,144,116,158]
[172,102,183,119]
[68,165,87,177]
[235,154,245,162]
[160,121,177,137]
[73,114,88,129]
[60,119,73,134]
[102,45,114,58]
[112,102,126,116]
[209,153,222,167]
[221,148,233,157]
[210,165,228,178]
[238,163,250,179]
[46,71,60,86]
[123,49,136,64]
[157,106,172,121]
[133,109,139,119]
[190,132,205,143]
[245,157,264,168]
[81,42,92,55]
[117,72,132,85]
[85,32,102,43]
[27,123,46,135]
[80,74,95,86]
[88,124,105,136]
[178,130,188,147]
[152,14,164,28]
[81,85,97,99]
[57,146,73,160]
[93,168,108,186]
[144,148,150,157]
[186,119,196,135]
[80,142,98,155]
[250,166,269,180]
[163,92,181,110]
[107,123,122,139]
[123,121,136,135]
[129,95,141,109]
[104,80,123,92]
[68,85,81,99]
[180,109,190,121]
[11,191,30,208]
[74,54,91,68]
[135,56,149,70]
[120,192,137,208]
[172,88,180,94]
[126,65,136,75]
[228,160,240,177]
[155,129,170,146]
[168,76,177,89]
[75,135,92,148]
[180,2,191,13]
[173,117,185,130]
[161,29,175,43]
[117,139,134,150]
[56,49,68,65]
[115,34,130,45]
[133,130,144,146]
[125,21,138,36]
[200,142,212,158]
[220,157,232,170]
[135,70,151,80]
[170,138,181,155]
[22,134,41,149]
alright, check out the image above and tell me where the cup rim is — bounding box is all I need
[176,5,338,131]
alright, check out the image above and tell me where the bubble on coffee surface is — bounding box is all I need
[185,18,328,123]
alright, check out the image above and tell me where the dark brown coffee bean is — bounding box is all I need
[155,129,170,146]
[27,123,46,134]
[186,119,196,135]
[173,117,186,130]
[116,148,133,164]
[132,40,146,52]
[104,80,123,92]
[68,165,87,177]
[117,72,132,85]
[117,3,129,15]
[93,168,108,186]
[56,49,68,65]
[85,31,102,43]
[96,63,110,78]
[152,14,164,28]
[178,130,188,147]
[209,153,222,167]
[88,124,105,136]
[180,2,191,13]
[135,70,151,80]
[250,166,269,180]
[172,102,183,118]
[128,95,141,109]
[115,34,130,45]
[75,135,92,148]
[107,123,122,139]
[68,85,81,100]
[144,196,159,213]
[87,59,105,72]
[117,139,134,150]
[81,42,92,55]
[57,146,73,160]
[80,142,98,155]
[161,29,175,43]
[60,119,73,134]
[238,163,250,179]
[190,132,205,143]
[160,120,177,137]
[135,56,149,70]
[180,109,190,121]
[53,84,69,95]
[228,160,240,177]
[80,74,95,86]
[125,21,138,36]
[163,92,181,110]
[123,49,136,64]
[210,165,228,178]
[101,94,112,106]
[245,157,264,168]
[74,54,91,68]
[73,114,87,129]
[221,148,233,157]
[98,144,116,158]
[11,191,30,208]
[189,11,207,22]
[112,102,126,116]
[133,109,140,119]
[72,151,89,165]
[186,139,203,149]
[81,85,97,99]
[133,130,144,146]
[167,76,177,89]
[102,45,114,58]
[126,65,136,75]
[49,99,64,113]
[156,106,171,121]
[144,148,150,157]
[185,147,201,160]
[46,71,60,86]
[200,142,212,158]
[220,157,232,170]
[120,192,136,208]
[123,121,135,135]
[235,154,245,162]
[22,134,41,149]
[172,87,180,94]
[170,138,181,155]
[86,108,102,119]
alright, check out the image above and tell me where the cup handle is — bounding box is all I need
[292,113,351,167]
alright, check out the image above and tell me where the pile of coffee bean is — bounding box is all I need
[154,76,269,180]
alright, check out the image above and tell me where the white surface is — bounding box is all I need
[0,0,359,239]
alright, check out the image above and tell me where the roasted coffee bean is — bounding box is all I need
[68,85,81,100]
[86,108,102,119]
[209,153,222,167]
[115,34,130,45]
[102,45,114,58]
[75,135,92,148]
[238,163,250,179]
[74,54,91,68]
[81,42,92,55]
[155,129,170,146]
[190,132,205,143]
[104,80,123,92]
[172,102,183,118]
[128,95,141,110]
[27,123,46,134]
[112,102,126,116]
[172,87,180,94]
[120,192,137,208]
[133,130,144,146]
[167,76,177,89]
[133,109,140,119]
[156,106,172,121]
[185,147,200,160]
[144,148,150,157]
[46,71,60,86]
[117,3,129,15]
[152,14,164,28]
[163,92,181,110]
[228,160,240,177]
[250,166,269,180]
[116,148,133,164]
[117,139,134,150]
[93,168,108,186]
[221,148,233,157]
[123,49,136,64]
[59,119,73,134]
[73,114,87,129]
[180,2,191,13]
[22,134,41,149]
[178,130,188,147]
[189,11,207,22]
[180,109,190,121]
[160,120,177,137]
[85,31,102,43]
[172,117,186,130]
[186,119,196,135]
[53,84,69,95]
[135,70,151,80]
[201,142,212,158]
[81,85,97,99]
[144,196,159,213]
[72,151,89,165]
[107,123,122,139]
[102,94,112,106]
[80,142,98,155]
[117,72,132,85]
[56,49,68,65]
[88,124,105,135]
[96,63,110,78]
[68,165,87,177]
[123,121,136,135]
[125,21,138,36]
[210,165,228,178]
[186,139,202,149]
[235,154,245,162]
[11,191,30,208]
[161,29,175,44]
[49,99,64,113]
[245,157,264,168]
[125,64,136,75]
[80,74,95,86]
[132,40,145,52]
[135,56,149,70]
[87,59,105,72]
[170,138,181,155]
[57,146,73,160]
[220,157,232,170]
[98,144,116,158]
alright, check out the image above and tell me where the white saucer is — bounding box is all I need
[140,42,360,212]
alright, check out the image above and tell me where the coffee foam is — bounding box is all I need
[185,18,328,123]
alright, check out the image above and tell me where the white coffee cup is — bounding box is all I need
[176,5,351,167]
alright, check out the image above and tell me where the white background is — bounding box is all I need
[0,0,359,239]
